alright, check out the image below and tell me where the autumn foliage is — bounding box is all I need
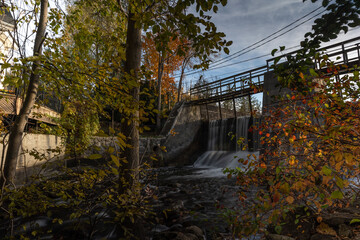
[142,34,186,107]
[225,55,360,237]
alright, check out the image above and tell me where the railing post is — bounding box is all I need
[219,79,222,97]
[342,43,348,64]
[218,101,222,120]
[233,76,236,92]
[206,103,210,120]
[233,97,237,119]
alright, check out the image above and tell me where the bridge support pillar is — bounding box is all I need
[218,101,222,119]
[262,71,291,112]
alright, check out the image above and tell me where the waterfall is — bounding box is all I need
[194,117,260,168]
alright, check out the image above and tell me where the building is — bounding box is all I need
[0,4,60,128]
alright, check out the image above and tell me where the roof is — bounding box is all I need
[0,3,15,28]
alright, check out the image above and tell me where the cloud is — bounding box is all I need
[183,0,360,89]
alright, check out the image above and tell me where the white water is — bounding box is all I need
[193,150,259,169]
[193,117,261,170]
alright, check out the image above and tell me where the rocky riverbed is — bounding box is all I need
[146,166,244,240]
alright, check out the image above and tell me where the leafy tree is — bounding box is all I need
[1,0,49,186]
[235,95,261,117]
[177,42,196,102]
[143,33,189,130]
[117,0,232,189]
[222,0,360,238]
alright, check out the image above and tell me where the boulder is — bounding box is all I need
[185,225,204,238]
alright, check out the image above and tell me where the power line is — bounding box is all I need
[183,45,301,78]
[176,5,327,78]
[209,5,324,66]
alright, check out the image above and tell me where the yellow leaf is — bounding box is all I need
[316,222,337,236]
[286,196,294,204]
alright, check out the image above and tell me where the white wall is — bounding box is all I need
[0,133,65,170]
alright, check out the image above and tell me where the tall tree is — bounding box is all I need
[118,0,232,187]
[1,0,49,186]
[177,46,195,102]
[142,34,184,131]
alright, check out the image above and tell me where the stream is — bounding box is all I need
[148,151,260,240]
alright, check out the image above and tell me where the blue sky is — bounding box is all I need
[179,0,360,103]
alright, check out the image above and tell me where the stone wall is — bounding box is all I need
[87,136,164,165]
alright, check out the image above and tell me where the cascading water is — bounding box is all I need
[193,117,260,169]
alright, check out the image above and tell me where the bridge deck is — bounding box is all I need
[189,36,360,105]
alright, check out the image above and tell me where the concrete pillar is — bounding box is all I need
[262,71,291,112]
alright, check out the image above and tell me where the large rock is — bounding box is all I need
[185,225,204,238]
[267,234,295,240]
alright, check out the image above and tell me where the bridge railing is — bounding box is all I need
[189,65,267,103]
[266,36,360,70]
[189,36,360,104]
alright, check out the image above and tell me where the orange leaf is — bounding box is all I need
[286,196,294,204]
[299,72,304,79]
[260,162,267,169]
[273,192,280,203]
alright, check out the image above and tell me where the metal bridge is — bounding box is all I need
[189,36,360,105]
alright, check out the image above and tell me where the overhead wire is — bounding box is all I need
[176,4,328,78]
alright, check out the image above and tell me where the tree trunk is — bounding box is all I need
[1,0,48,186]
[156,54,164,133]
[177,59,187,102]
[120,9,142,190]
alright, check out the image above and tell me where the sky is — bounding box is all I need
[179,0,360,103]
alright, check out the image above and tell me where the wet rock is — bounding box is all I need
[184,232,199,240]
[338,223,353,238]
[171,200,185,210]
[170,223,183,231]
[267,234,295,240]
[310,234,337,240]
[185,225,203,238]
[174,183,182,188]
[191,203,205,211]
[152,224,170,233]
[322,212,360,226]
[153,231,178,240]
[163,209,181,224]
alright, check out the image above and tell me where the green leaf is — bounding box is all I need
[220,0,227,6]
[330,190,343,199]
[111,155,120,167]
[225,41,233,46]
[275,225,282,234]
[224,47,229,55]
[309,68,318,77]
[213,5,218,13]
[321,166,332,176]
[271,48,278,56]
[335,176,344,189]
[350,219,360,224]
[88,154,102,160]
